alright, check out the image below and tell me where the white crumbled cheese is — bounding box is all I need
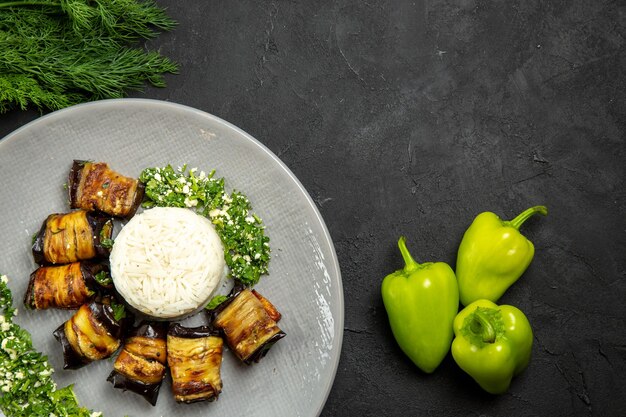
[245,216,255,224]
[209,209,221,218]
[199,171,206,179]
[154,173,162,181]
[243,255,251,263]
[182,184,190,194]
[1,322,10,332]
[254,253,261,260]
[15,371,24,380]
[190,167,197,174]
[178,177,186,184]
[1,275,8,284]
[90,412,103,417]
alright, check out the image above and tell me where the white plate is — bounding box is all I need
[0,99,343,417]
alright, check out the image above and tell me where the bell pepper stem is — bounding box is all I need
[398,236,420,272]
[470,308,496,344]
[508,205,548,230]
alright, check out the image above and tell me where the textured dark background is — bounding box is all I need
[1,1,624,416]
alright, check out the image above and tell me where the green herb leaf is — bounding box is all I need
[94,270,112,286]
[99,228,114,249]
[100,238,114,249]
[206,295,229,310]
[110,300,126,322]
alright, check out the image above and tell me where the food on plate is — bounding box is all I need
[23,261,111,310]
[381,236,459,374]
[251,289,282,321]
[0,274,101,417]
[212,288,285,364]
[451,299,533,394]
[456,205,548,305]
[32,209,114,265]
[53,298,126,369]
[17,159,286,410]
[69,160,145,217]
[139,164,270,286]
[108,321,168,406]
[167,324,224,403]
[110,207,225,319]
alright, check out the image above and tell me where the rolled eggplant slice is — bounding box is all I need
[32,210,113,265]
[69,160,144,218]
[108,321,167,406]
[252,289,282,322]
[24,261,110,310]
[213,289,285,364]
[167,324,224,403]
[53,299,124,369]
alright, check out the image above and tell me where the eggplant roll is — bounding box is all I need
[24,262,110,310]
[108,321,167,406]
[213,289,285,364]
[69,160,144,218]
[32,210,113,265]
[53,300,123,369]
[167,324,224,403]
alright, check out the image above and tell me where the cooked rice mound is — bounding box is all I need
[110,207,225,319]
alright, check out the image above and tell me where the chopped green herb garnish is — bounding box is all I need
[140,165,271,286]
[100,238,114,249]
[102,182,110,189]
[110,300,126,322]
[0,274,102,417]
[206,295,229,310]
[31,232,37,245]
[94,271,112,287]
[99,229,114,249]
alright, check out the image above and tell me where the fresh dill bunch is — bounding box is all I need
[0,0,178,113]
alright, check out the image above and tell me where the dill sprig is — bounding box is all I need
[0,0,178,113]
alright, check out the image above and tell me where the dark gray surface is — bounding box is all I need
[1,1,624,416]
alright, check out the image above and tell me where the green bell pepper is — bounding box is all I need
[381,236,459,373]
[456,205,547,306]
[451,299,533,394]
